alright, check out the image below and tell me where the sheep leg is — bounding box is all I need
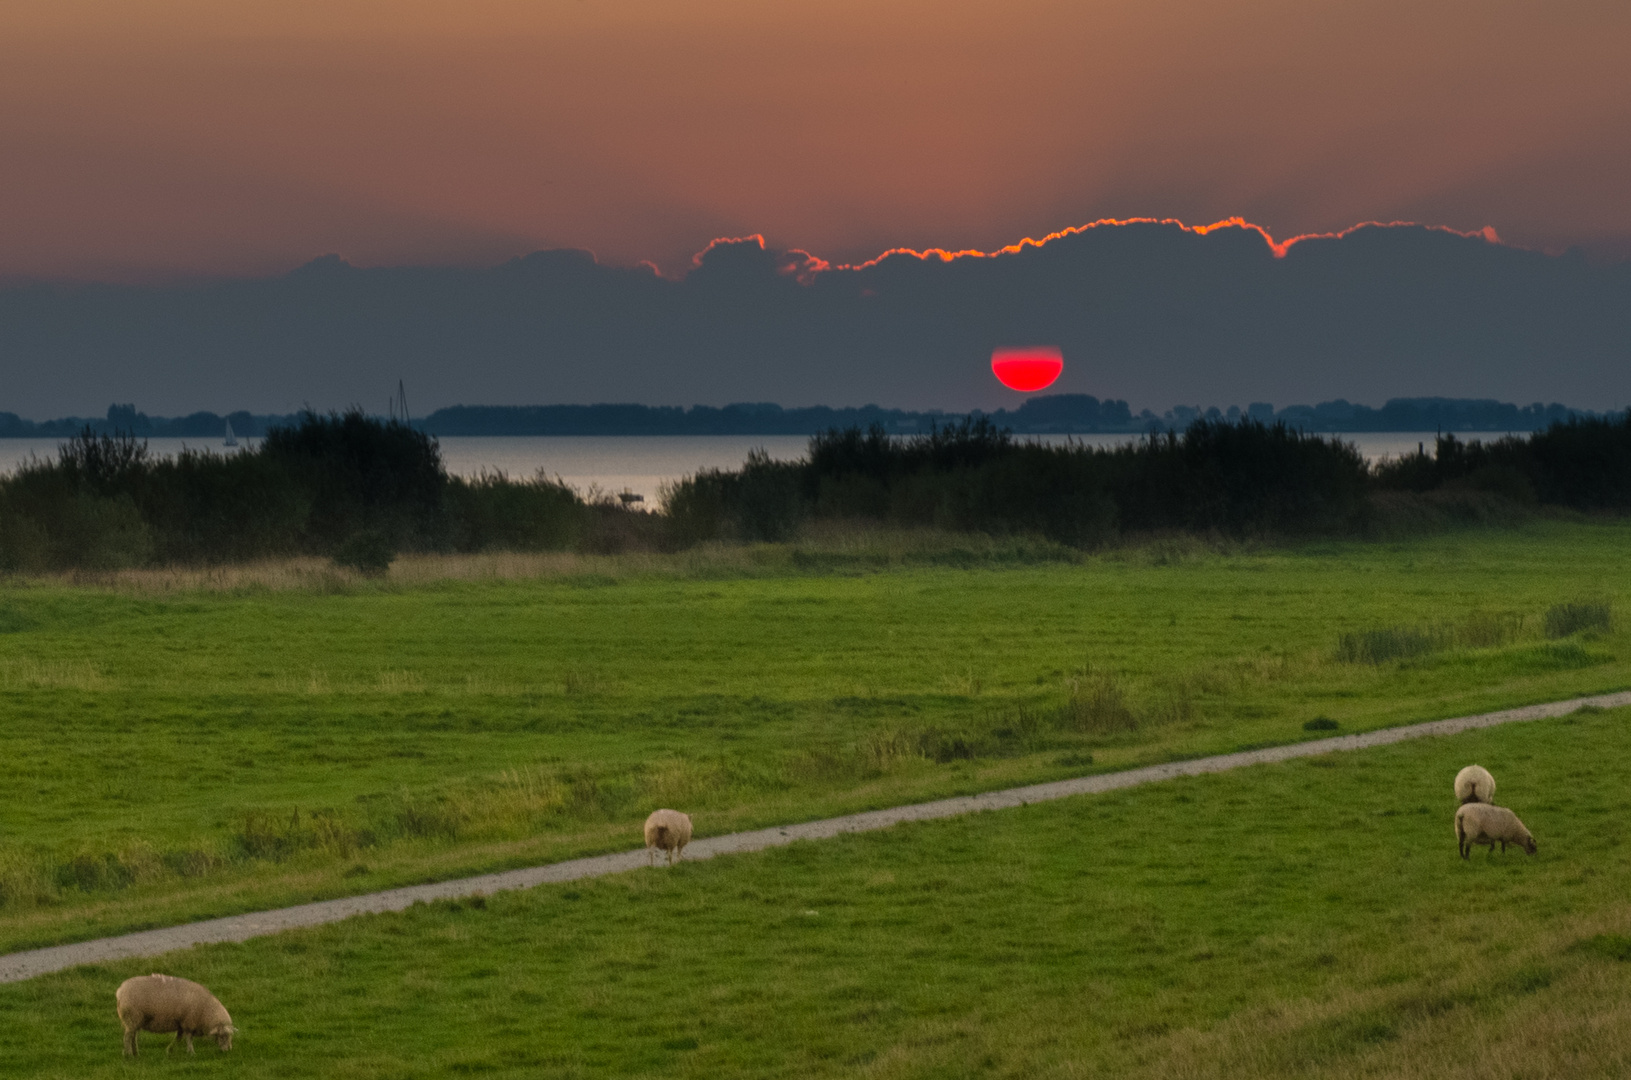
[123,1028,138,1057]
[166,1031,182,1056]
[186,1032,196,1054]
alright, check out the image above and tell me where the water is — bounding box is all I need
[0,432,1504,505]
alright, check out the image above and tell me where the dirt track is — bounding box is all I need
[3,689,1627,984]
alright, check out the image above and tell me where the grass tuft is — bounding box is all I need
[1544,599,1612,638]
[1336,626,1444,664]
[1571,933,1631,962]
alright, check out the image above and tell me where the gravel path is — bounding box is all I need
[4,689,1627,984]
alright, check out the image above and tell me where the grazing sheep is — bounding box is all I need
[644,808,692,867]
[115,974,234,1057]
[1454,764,1497,805]
[1456,802,1537,859]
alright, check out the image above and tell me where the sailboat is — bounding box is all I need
[223,419,238,448]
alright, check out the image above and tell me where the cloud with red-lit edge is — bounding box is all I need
[0,218,1626,419]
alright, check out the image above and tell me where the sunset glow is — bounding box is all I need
[838,218,1506,273]
[0,1,1625,281]
[992,348,1064,392]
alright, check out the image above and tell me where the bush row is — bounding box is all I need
[1372,414,1631,508]
[671,413,1631,545]
[667,417,1372,544]
[0,410,642,571]
[5,411,1631,570]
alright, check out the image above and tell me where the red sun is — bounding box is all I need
[991,346,1064,392]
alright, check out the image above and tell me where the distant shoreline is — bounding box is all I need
[0,395,1605,439]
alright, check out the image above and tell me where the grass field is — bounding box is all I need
[3,704,1628,1078]
[0,520,1627,953]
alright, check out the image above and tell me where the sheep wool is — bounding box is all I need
[1455,802,1537,859]
[115,974,234,1057]
[644,808,693,867]
[1454,764,1496,805]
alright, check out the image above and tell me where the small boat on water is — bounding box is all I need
[223,419,238,448]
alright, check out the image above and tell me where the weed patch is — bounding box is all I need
[1545,599,1612,638]
[1337,626,1444,664]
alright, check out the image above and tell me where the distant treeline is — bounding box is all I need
[5,410,1631,572]
[0,395,1596,439]
[0,405,298,439]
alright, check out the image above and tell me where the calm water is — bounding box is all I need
[0,432,1494,505]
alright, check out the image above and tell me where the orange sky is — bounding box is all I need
[2,0,1627,281]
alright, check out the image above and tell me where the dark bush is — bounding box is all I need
[446,472,586,551]
[1375,414,1631,511]
[261,409,448,549]
[1109,421,1369,535]
[333,530,396,575]
[1526,414,1631,508]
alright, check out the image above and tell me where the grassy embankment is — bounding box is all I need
[0,520,1626,953]
[3,705,1629,1078]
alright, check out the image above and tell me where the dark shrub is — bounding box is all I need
[1374,414,1631,512]
[136,448,310,564]
[735,450,804,541]
[1110,420,1369,535]
[447,472,585,551]
[333,530,396,575]
[1526,414,1631,508]
[261,409,448,549]
[661,469,735,546]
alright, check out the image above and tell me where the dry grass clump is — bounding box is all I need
[0,658,105,691]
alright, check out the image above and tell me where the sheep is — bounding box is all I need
[115,974,234,1057]
[1454,764,1497,805]
[644,808,692,867]
[1455,802,1537,859]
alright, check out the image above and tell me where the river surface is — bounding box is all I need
[0,432,1499,504]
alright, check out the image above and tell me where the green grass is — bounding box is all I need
[0,519,1628,950]
[3,707,1629,1078]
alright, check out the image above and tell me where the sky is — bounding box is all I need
[3,0,1629,283]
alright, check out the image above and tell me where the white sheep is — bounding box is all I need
[1454,764,1496,804]
[644,808,692,867]
[115,973,234,1057]
[1455,802,1536,859]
